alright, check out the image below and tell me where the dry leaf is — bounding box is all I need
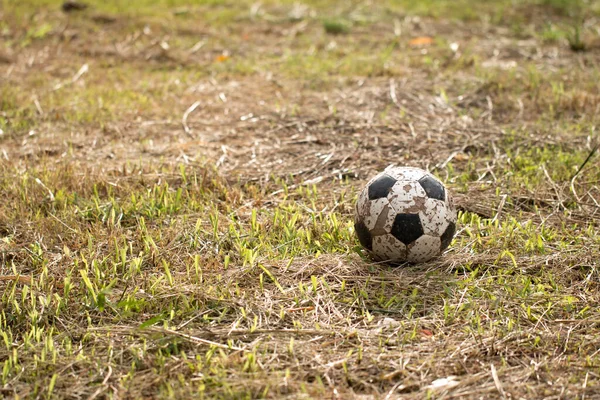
[454,153,470,161]
[427,376,460,390]
[420,329,434,336]
[409,36,434,47]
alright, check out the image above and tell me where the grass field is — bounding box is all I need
[1,0,600,398]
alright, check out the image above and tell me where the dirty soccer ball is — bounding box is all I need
[354,166,457,264]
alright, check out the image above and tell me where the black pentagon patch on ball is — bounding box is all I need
[368,174,397,200]
[354,220,373,251]
[390,213,424,245]
[440,222,456,251]
[418,175,445,201]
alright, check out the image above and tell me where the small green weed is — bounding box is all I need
[323,19,350,35]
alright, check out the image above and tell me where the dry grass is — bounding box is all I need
[1,0,600,399]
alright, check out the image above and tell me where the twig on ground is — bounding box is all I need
[182,101,201,137]
[52,63,89,91]
[541,164,566,211]
[490,363,506,399]
[491,194,507,223]
[49,212,78,233]
[570,142,598,202]
[34,178,55,201]
[0,275,32,284]
[188,40,206,54]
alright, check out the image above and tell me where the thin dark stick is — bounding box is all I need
[571,142,599,181]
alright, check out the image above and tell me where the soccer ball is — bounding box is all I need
[354,166,457,264]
